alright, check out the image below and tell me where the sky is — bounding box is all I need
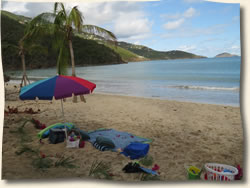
[1,0,241,57]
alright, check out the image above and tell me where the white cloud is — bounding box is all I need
[2,1,54,18]
[2,1,152,42]
[183,7,197,18]
[114,14,151,39]
[177,45,196,52]
[161,7,198,20]
[164,18,185,30]
[162,7,198,30]
[64,2,152,40]
[162,23,228,38]
[231,45,240,50]
[2,1,29,15]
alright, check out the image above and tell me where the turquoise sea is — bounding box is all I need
[7,57,241,106]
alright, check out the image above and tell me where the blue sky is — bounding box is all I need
[2,0,241,57]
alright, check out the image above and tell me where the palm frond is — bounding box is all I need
[68,6,84,32]
[54,2,67,16]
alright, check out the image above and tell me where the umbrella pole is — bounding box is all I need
[61,99,65,118]
[61,99,67,140]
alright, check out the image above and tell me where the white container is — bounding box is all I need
[66,138,80,148]
[204,163,238,181]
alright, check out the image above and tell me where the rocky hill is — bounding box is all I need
[215,52,240,58]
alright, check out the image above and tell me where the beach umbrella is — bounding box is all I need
[19,75,96,137]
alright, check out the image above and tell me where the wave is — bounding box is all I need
[168,85,240,91]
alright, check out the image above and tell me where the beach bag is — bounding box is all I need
[49,128,66,144]
[121,142,149,160]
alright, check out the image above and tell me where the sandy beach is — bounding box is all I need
[2,83,244,181]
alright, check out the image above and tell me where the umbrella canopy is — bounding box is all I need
[20,75,96,100]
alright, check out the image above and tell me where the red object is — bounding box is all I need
[152,164,160,171]
[40,152,46,158]
[79,141,85,148]
[204,173,208,180]
[235,164,243,180]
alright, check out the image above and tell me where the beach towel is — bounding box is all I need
[88,129,152,151]
[38,122,74,139]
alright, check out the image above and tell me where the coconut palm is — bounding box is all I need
[53,2,117,76]
[27,2,117,77]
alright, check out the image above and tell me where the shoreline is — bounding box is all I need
[4,82,240,108]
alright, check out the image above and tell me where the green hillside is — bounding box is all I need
[1,10,31,23]
[104,44,148,62]
[117,41,206,60]
[75,33,147,62]
[1,11,125,72]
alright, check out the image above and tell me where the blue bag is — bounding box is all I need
[121,142,149,160]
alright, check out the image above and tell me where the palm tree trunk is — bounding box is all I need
[20,44,28,87]
[68,39,76,77]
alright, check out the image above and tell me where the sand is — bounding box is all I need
[1,83,244,181]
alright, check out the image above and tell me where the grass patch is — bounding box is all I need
[55,155,77,168]
[89,160,113,180]
[15,145,38,155]
[32,157,53,171]
[9,119,33,143]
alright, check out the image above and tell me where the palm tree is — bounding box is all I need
[53,2,117,76]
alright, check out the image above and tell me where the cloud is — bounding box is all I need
[231,45,240,50]
[64,2,152,40]
[162,23,228,38]
[183,7,197,18]
[164,19,185,30]
[2,1,29,15]
[177,45,196,52]
[2,1,152,42]
[162,7,198,30]
[2,1,53,18]
[161,7,198,20]
[114,15,151,39]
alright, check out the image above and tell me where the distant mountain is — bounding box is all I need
[215,52,240,58]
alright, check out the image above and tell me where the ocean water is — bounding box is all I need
[7,57,241,106]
